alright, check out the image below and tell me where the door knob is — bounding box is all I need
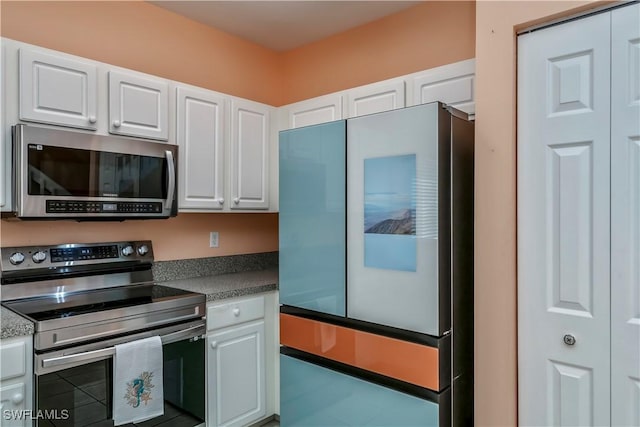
[563,334,576,346]
[218,198,224,205]
[88,115,97,124]
[11,393,23,405]
[232,308,240,317]
[233,198,240,205]
[210,341,217,349]
[112,120,121,128]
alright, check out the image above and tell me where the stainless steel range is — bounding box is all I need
[1,241,206,427]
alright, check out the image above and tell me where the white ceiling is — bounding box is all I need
[149,1,422,51]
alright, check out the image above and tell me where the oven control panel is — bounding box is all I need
[0,241,154,272]
[50,245,119,263]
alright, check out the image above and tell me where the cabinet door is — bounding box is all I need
[517,13,611,426]
[229,99,269,209]
[286,93,344,129]
[208,321,266,427]
[412,59,475,115]
[347,79,405,118]
[19,48,98,130]
[611,4,640,426]
[0,383,27,427]
[108,70,169,140]
[176,86,225,210]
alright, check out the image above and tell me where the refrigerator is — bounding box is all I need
[279,102,474,426]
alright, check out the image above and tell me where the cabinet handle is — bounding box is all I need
[210,341,217,349]
[11,393,23,405]
[233,198,240,205]
[113,120,121,128]
[88,115,97,124]
[218,198,224,205]
[232,308,240,317]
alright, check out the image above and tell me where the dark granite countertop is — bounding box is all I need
[1,306,35,339]
[158,268,279,302]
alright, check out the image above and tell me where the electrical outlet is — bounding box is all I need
[209,232,219,248]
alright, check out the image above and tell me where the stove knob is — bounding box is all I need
[8,252,25,265]
[122,245,134,257]
[137,245,149,256]
[32,251,47,264]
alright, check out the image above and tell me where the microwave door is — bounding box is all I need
[11,123,178,219]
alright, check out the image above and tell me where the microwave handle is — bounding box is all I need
[165,150,176,212]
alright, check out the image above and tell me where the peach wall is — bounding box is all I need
[0,1,476,261]
[0,1,282,260]
[280,1,475,104]
[474,1,607,425]
[0,1,282,105]
[0,214,278,262]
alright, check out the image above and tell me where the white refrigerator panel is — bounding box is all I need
[347,103,440,335]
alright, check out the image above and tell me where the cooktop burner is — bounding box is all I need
[3,284,196,322]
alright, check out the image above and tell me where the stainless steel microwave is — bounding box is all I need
[7,124,177,220]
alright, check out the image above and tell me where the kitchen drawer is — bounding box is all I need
[0,339,26,381]
[280,353,441,426]
[207,296,265,331]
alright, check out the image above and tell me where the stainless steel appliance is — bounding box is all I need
[1,241,206,427]
[7,124,177,220]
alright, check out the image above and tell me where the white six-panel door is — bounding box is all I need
[611,4,640,426]
[518,12,612,426]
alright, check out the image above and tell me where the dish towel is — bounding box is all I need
[113,336,164,426]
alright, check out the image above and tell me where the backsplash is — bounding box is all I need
[153,251,278,282]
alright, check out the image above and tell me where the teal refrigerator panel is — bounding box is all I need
[279,121,346,316]
[280,354,440,427]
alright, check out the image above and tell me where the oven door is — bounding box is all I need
[34,321,205,427]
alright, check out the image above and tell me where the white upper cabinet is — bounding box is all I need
[346,78,405,118]
[229,98,270,210]
[108,70,169,140]
[19,48,98,130]
[412,58,475,114]
[285,93,344,129]
[176,85,225,210]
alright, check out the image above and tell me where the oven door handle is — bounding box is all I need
[164,150,176,213]
[41,324,205,369]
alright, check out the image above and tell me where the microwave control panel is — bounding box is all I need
[46,200,163,214]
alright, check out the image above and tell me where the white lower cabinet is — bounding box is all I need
[207,294,277,427]
[0,336,33,427]
[208,322,266,427]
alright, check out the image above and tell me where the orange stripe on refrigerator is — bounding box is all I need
[280,313,440,391]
